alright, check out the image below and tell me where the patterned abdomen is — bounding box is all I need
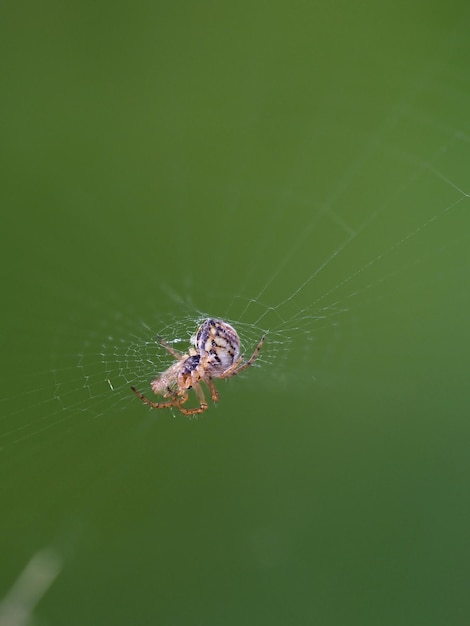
[195,318,241,375]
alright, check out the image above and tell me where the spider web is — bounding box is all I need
[2,7,470,626]
[1,18,469,460]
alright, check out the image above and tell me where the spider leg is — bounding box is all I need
[175,387,208,415]
[131,386,177,409]
[177,404,209,415]
[206,377,220,403]
[156,335,184,359]
[132,385,209,415]
[193,382,210,408]
[218,334,266,379]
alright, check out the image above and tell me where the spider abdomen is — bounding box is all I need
[195,318,241,375]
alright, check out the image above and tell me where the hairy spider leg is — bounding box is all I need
[206,377,220,403]
[156,334,184,360]
[191,382,209,412]
[131,386,178,410]
[130,383,209,415]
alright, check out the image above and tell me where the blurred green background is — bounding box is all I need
[1,1,470,625]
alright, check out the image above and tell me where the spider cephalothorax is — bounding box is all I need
[131,318,265,415]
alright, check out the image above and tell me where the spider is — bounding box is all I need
[131,318,265,415]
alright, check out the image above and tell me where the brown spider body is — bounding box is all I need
[131,318,265,415]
